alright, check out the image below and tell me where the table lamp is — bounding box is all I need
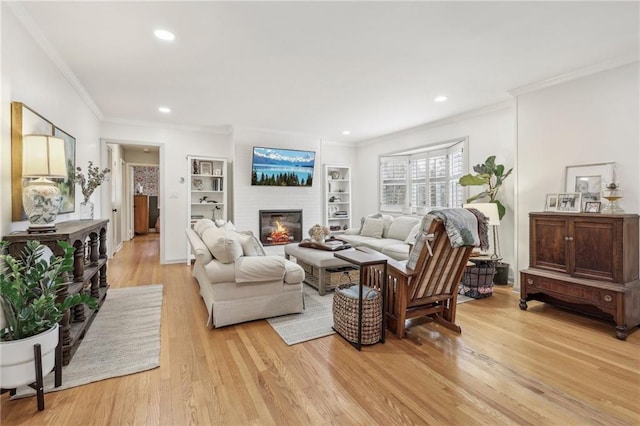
[464,202,500,258]
[22,135,67,233]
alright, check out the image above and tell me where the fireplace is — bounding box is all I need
[259,210,303,246]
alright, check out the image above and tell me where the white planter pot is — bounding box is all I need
[0,323,59,389]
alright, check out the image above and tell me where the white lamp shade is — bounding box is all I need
[464,203,500,226]
[22,135,67,178]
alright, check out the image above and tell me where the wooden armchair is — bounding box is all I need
[370,216,474,343]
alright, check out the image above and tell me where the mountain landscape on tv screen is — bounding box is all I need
[252,147,315,187]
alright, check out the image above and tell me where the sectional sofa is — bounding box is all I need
[339,214,422,261]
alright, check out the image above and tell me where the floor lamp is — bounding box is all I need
[463,203,500,259]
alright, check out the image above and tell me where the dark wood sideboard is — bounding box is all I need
[520,212,640,339]
[3,220,109,364]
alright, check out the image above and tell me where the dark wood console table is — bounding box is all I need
[3,220,109,364]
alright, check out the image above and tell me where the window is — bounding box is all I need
[379,139,466,213]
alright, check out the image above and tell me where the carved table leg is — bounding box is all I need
[615,325,628,340]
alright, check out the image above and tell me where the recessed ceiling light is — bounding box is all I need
[158,106,171,113]
[342,130,351,135]
[154,29,175,41]
[434,96,448,103]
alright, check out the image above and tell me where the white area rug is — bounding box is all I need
[268,284,475,345]
[12,284,163,398]
[267,285,335,345]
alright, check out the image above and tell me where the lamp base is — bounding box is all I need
[27,224,57,234]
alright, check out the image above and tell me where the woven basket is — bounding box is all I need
[332,284,382,345]
[461,266,495,299]
[324,266,360,285]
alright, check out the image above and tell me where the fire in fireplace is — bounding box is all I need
[259,210,303,246]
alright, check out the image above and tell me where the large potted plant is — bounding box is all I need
[459,155,513,284]
[0,240,97,389]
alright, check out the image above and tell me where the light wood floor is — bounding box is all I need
[2,233,639,425]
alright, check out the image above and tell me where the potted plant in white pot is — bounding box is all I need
[0,240,97,391]
[459,155,513,284]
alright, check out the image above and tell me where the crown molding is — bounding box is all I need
[102,116,232,135]
[231,125,323,141]
[7,3,103,120]
[509,54,639,97]
[356,100,513,147]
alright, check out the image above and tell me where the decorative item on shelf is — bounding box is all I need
[602,182,624,214]
[73,161,110,220]
[584,201,601,213]
[199,161,213,175]
[334,210,348,217]
[330,171,340,180]
[343,225,348,230]
[329,206,339,216]
[309,224,330,243]
[199,196,208,203]
[211,205,222,220]
[192,159,199,175]
[213,169,222,176]
[192,178,203,190]
[21,135,68,233]
[329,196,341,202]
[0,240,97,403]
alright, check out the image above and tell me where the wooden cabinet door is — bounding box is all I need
[530,215,570,274]
[134,195,149,234]
[572,217,617,282]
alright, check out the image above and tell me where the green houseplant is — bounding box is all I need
[459,155,513,220]
[0,240,97,388]
[459,155,513,284]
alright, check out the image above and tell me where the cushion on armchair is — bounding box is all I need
[202,227,243,264]
[235,256,286,283]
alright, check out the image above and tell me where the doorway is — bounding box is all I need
[103,140,162,261]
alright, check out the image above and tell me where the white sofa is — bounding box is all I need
[186,219,304,327]
[339,214,422,261]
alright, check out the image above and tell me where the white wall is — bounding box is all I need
[354,105,516,276]
[515,62,640,286]
[1,5,102,236]
[101,122,232,263]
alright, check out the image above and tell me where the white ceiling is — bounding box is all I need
[12,1,640,144]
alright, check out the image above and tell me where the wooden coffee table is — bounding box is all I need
[284,243,357,295]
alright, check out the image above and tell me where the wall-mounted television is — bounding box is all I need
[251,147,315,187]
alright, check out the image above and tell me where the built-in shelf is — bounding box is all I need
[187,156,228,264]
[324,164,352,235]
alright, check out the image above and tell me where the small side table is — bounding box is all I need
[333,248,388,350]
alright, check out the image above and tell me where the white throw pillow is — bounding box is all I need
[360,218,384,238]
[238,231,266,256]
[387,217,420,241]
[194,219,216,237]
[202,227,243,264]
[404,222,421,244]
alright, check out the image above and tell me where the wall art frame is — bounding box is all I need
[544,193,558,211]
[564,162,614,211]
[584,201,602,213]
[557,192,582,213]
[199,161,213,175]
[11,102,76,221]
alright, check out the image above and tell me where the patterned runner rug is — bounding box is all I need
[12,284,163,398]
